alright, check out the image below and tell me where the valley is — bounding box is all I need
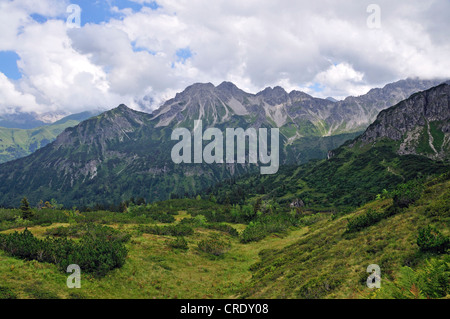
[1,0,449,304]
[0,80,448,300]
[0,171,448,299]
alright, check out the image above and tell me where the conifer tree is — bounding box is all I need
[20,197,34,220]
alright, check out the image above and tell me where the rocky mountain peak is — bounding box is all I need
[182,82,215,95]
[255,86,289,106]
[356,83,450,160]
[53,104,150,150]
[115,104,131,111]
[216,81,239,92]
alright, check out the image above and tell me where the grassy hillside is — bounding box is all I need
[0,199,308,299]
[0,121,81,163]
[0,111,97,164]
[0,173,448,299]
[204,138,449,210]
[241,173,450,299]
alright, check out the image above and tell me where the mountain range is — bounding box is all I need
[0,78,448,208]
[210,83,450,208]
[355,83,450,161]
[153,78,445,135]
[0,111,99,164]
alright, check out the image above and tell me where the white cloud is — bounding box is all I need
[310,63,372,99]
[0,72,39,112]
[0,0,449,115]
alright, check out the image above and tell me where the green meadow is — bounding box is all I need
[0,173,448,299]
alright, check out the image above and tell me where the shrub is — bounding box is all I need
[192,215,207,227]
[205,223,239,237]
[240,213,298,243]
[240,222,267,243]
[391,180,424,208]
[345,206,400,234]
[138,224,194,237]
[168,237,189,250]
[45,223,131,243]
[127,203,176,223]
[198,234,231,256]
[297,274,342,299]
[417,226,449,254]
[0,287,17,299]
[424,189,450,217]
[419,257,450,298]
[60,237,128,277]
[0,227,129,277]
[371,256,450,299]
[82,223,131,243]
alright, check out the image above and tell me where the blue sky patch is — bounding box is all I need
[308,82,325,93]
[131,41,157,55]
[0,51,22,80]
[30,13,48,24]
[176,48,193,63]
[67,0,160,25]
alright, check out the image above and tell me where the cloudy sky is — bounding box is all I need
[0,0,449,116]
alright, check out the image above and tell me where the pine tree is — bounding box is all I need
[253,198,262,214]
[119,201,127,213]
[20,197,34,220]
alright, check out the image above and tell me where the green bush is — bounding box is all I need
[61,236,128,277]
[204,223,239,237]
[417,226,449,254]
[296,273,342,299]
[419,257,450,298]
[193,214,207,225]
[345,206,400,234]
[391,179,424,208]
[0,227,129,277]
[240,213,298,243]
[127,203,176,223]
[240,222,267,243]
[45,223,131,243]
[198,234,231,256]
[371,256,450,299]
[0,287,17,299]
[424,189,450,217]
[138,224,194,237]
[168,237,189,250]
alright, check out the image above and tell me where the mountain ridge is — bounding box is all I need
[202,83,450,208]
[354,83,450,161]
[0,79,448,207]
[0,111,99,164]
[150,78,447,138]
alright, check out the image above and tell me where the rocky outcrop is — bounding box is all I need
[355,84,450,160]
[151,79,447,138]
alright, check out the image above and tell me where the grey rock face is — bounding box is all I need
[356,84,450,160]
[150,78,447,139]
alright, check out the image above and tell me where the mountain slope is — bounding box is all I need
[355,83,450,161]
[204,84,450,209]
[328,78,447,134]
[239,172,450,298]
[0,112,48,129]
[0,104,248,207]
[152,78,445,163]
[0,80,447,208]
[0,111,98,164]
